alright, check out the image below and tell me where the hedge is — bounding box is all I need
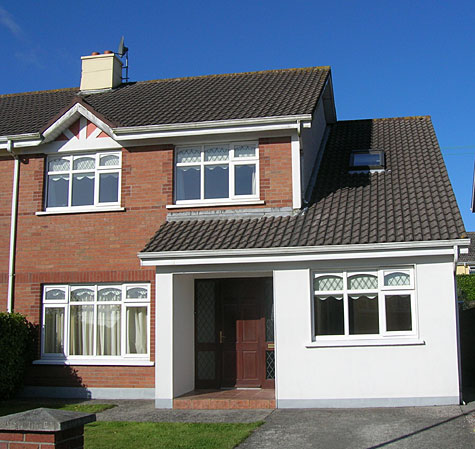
[0,313,37,399]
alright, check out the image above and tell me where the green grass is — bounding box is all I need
[84,421,262,449]
[0,400,116,417]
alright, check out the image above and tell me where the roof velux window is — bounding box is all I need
[350,150,385,171]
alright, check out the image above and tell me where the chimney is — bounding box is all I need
[80,51,123,91]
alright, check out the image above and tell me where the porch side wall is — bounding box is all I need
[274,256,460,407]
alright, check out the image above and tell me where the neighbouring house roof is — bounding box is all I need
[143,116,466,252]
[458,232,475,263]
[0,67,330,137]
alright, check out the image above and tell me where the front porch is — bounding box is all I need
[173,388,276,409]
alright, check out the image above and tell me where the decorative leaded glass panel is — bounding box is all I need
[71,287,94,302]
[177,148,201,164]
[73,157,95,170]
[204,146,229,162]
[99,154,120,166]
[234,145,256,158]
[384,272,410,287]
[197,351,215,380]
[196,281,215,344]
[264,280,274,342]
[348,274,378,290]
[266,351,275,379]
[126,287,148,299]
[98,287,122,302]
[49,157,70,172]
[314,275,343,291]
[45,288,66,301]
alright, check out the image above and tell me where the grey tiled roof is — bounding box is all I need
[143,116,466,252]
[459,232,475,263]
[0,67,329,136]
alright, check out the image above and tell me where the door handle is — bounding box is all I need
[219,330,225,344]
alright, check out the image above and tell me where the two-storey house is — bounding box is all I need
[0,51,468,408]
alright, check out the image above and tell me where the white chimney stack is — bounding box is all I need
[80,51,123,91]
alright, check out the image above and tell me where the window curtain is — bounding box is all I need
[127,307,147,354]
[97,305,121,356]
[44,307,64,354]
[70,305,94,355]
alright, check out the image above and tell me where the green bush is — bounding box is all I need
[456,275,475,308]
[0,313,37,399]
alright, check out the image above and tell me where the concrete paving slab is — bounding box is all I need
[95,400,272,423]
[237,406,475,449]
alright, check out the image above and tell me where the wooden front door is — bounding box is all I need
[195,278,274,389]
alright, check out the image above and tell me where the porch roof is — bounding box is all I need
[143,116,466,252]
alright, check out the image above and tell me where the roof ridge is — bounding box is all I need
[135,66,331,86]
[0,87,79,99]
[338,116,431,123]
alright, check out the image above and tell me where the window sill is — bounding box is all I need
[34,359,154,366]
[36,207,125,216]
[167,200,265,209]
[306,338,425,348]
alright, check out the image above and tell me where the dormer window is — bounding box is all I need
[350,150,385,171]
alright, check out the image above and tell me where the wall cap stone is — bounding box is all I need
[0,408,96,432]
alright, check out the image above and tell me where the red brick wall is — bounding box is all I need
[0,134,293,391]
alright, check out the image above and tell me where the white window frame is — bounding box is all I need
[174,141,260,205]
[312,267,417,342]
[45,151,122,212]
[41,283,151,364]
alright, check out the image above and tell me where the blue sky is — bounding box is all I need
[2,1,474,230]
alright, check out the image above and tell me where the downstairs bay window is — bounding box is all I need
[41,284,150,362]
[313,268,416,340]
[175,142,259,204]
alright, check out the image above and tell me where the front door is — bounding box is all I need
[195,278,274,389]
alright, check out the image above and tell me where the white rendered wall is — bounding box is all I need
[274,257,460,407]
[173,275,195,397]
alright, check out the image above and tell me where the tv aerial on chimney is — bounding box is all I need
[117,36,129,83]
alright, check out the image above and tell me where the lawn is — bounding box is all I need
[85,421,261,449]
[0,401,262,449]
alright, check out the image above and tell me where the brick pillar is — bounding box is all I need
[0,408,96,449]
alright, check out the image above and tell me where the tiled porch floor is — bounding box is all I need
[173,389,276,410]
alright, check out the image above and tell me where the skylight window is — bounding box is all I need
[350,150,385,170]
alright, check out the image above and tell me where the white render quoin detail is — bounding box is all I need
[45,151,121,211]
[175,142,259,205]
[41,283,150,362]
[313,268,416,340]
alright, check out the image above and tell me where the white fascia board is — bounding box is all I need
[113,115,313,140]
[0,133,43,149]
[42,103,116,143]
[138,239,470,267]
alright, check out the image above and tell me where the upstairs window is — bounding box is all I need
[313,268,415,339]
[175,142,259,204]
[350,150,385,171]
[46,152,121,211]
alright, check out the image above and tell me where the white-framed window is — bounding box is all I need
[175,142,259,204]
[45,152,121,211]
[41,283,150,361]
[313,268,416,339]
[349,150,385,171]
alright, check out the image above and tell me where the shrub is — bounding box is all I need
[0,313,37,399]
[456,275,475,309]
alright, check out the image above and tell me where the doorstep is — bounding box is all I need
[173,389,276,410]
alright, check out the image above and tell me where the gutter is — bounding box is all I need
[138,238,470,266]
[6,140,20,313]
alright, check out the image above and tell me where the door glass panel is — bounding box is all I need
[197,351,215,380]
[196,281,216,344]
[266,350,275,379]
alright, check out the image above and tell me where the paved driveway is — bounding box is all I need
[237,405,475,449]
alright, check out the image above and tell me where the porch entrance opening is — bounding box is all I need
[195,277,274,389]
